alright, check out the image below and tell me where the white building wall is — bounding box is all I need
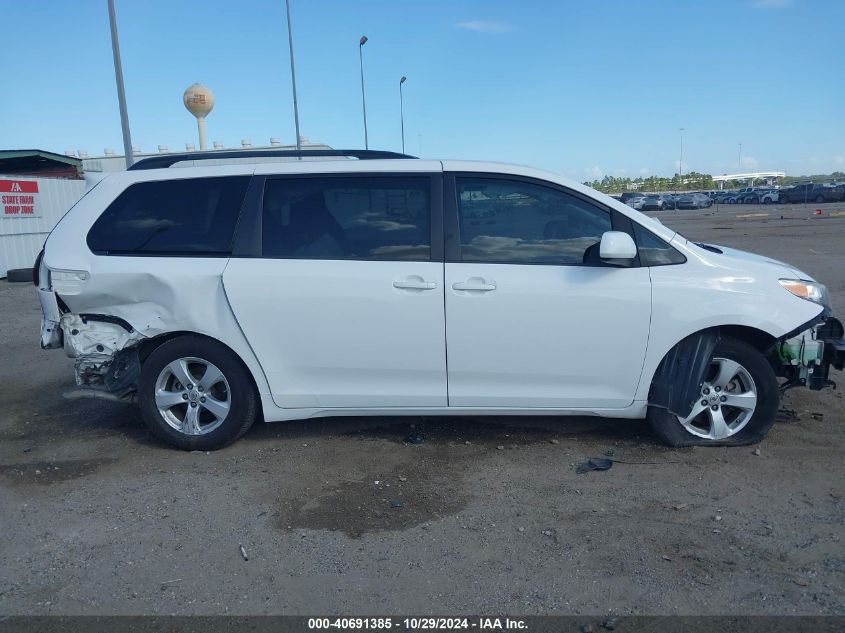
[0,176,87,277]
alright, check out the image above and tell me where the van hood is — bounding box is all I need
[705,244,812,280]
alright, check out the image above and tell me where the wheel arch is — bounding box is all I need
[137,330,265,421]
[644,324,777,412]
[647,324,777,382]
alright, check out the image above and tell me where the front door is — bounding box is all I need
[444,174,652,409]
[223,172,447,409]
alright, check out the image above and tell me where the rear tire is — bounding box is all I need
[647,336,779,447]
[138,335,258,450]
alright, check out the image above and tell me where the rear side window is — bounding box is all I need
[633,222,686,266]
[455,177,611,265]
[261,176,431,261]
[87,176,250,255]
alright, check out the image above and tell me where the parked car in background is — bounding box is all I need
[725,187,756,204]
[779,183,845,204]
[662,194,677,210]
[641,195,669,211]
[760,190,782,204]
[620,192,645,204]
[676,192,711,209]
[626,194,648,210]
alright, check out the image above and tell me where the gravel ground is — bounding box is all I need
[0,202,843,615]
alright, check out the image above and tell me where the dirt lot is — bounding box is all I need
[0,202,843,616]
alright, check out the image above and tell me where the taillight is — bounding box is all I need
[33,248,44,286]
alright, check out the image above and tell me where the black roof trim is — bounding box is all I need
[127,149,417,171]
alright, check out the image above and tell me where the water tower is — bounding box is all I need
[183,83,215,150]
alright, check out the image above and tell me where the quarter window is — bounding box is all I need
[87,176,250,255]
[632,223,686,266]
[261,176,431,261]
[456,177,611,265]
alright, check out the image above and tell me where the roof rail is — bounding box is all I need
[127,149,417,171]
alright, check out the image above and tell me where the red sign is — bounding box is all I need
[1,179,39,217]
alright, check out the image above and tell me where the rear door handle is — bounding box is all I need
[452,279,496,292]
[393,278,437,290]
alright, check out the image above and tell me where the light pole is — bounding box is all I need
[107,0,134,167]
[359,35,369,149]
[284,0,302,154]
[399,76,407,153]
[678,127,684,191]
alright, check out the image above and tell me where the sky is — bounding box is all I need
[2,0,843,181]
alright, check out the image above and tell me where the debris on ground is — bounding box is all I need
[496,445,505,451]
[548,438,560,445]
[238,544,249,561]
[662,555,672,561]
[811,412,824,421]
[404,431,424,444]
[673,503,688,511]
[398,476,407,482]
[605,449,615,457]
[753,448,761,456]
[388,499,403,508]
[517,527,525,532]
[576,458,613,474]
[601,617,619,630]
[777,408,798,422]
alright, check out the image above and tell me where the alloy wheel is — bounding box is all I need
[676,357,757,440]
[154,357,231,435]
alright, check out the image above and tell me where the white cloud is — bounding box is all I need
[753,0,792,8]
[455,21,514,34]
[585,165,603,180]
[740,155,760,169]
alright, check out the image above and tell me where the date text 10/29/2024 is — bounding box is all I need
[308,618,527,630]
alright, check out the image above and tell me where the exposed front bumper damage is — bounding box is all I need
[649,316,845,419]
[775,316,845,391]
[40,290,146,398]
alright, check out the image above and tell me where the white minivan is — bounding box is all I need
[35,150,844,450]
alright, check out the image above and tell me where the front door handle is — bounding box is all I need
[393,277,437,290]
[452,278,496,292]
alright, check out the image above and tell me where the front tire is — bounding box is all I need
[138,335,258,450]
[647,336,779,447]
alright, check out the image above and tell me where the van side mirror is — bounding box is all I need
[599,231,637,262]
